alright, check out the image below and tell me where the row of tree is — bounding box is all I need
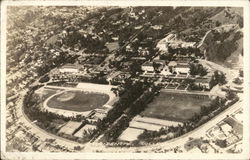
[102,85,159,142]
[93,81,151,141]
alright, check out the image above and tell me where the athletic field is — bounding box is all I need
[141,91,211,122]
[47,90,109,112]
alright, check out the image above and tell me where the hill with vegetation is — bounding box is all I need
[198,24,243,69]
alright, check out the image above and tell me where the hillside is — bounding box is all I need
[198,24,243,69]
[210,7,243,28]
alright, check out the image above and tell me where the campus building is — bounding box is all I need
[175,63,190,74]
[141,61,154,72]
[194,77,212,90]
[59,64,80,73]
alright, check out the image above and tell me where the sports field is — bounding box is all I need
[141,91,211,122]
[47,90,109,112]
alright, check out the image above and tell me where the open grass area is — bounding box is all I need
[105,42,119,52]
[47,90,109,112]
[141,91,211,122]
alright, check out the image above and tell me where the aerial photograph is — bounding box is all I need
[2,3,247,157]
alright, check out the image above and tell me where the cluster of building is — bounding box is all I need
[119,115,183,142]
[156,33,197,52]
[206,108,243,153]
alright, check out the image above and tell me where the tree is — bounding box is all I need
[239,69,243,77]
[211,70,227,86]
[233,77,242,85]
[215,21,221,27]
[226,89,237,100]
[215,139,227,148]
[130,62,142,76]
[39,74,50,83]
[152,62,162,73]
[189,63,207,76]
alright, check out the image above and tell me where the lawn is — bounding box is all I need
[141,91,211,122]
[47,90,109,112]
[105,42,119,52]
[45,35,59,46]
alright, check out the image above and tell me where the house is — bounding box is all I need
[141,61,154,72]
[108,72,131,85]
[134,25,143,30]
[111,36,119,41]
[126,44,134,52]
[138,47,150,57]
[151,25,163,30]
[220,123,233,136]
[175,63,190,74]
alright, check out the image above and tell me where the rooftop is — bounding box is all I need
[142,61,153,67]
[195,77,211,83]
[176,63,190,68]
[60,63,80,69]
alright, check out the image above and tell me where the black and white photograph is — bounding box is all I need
[1,0,249,159]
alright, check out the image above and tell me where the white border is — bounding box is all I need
[1,0,250,159]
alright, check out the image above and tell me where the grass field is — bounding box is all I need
[141,91,211,122]
[105,42,119,51]
[47,90,109,112]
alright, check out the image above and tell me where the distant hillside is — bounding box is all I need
[198,24,243,69]
[210,7,243,28]
[177,7,243,42]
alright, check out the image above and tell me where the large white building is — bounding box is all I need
[194,77,212,90]
[175,63,190,74]
[141,61,154,72]
[156,34,176,51]
[59,64,79,73]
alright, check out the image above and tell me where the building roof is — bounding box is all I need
[142,61,153,67]
[60,63,80,69]
[153,59,165,64]
[176,63,189,68]
[195,77,211,83]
